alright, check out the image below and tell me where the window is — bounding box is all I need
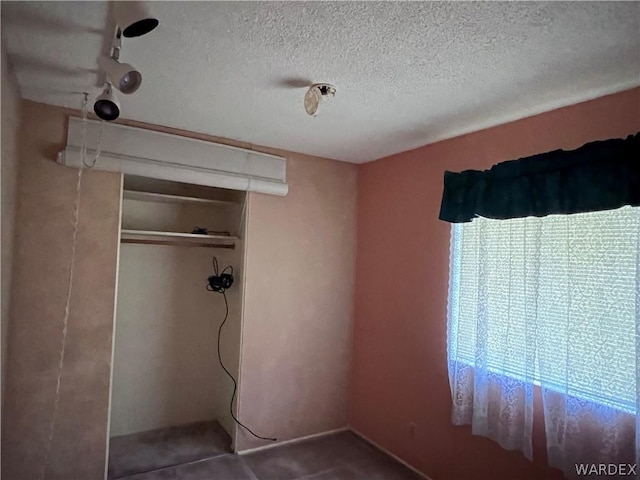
[448,206,638,414]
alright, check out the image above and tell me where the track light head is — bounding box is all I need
[94,84,120,121]
[98,56,142,94]
[113,1,159,38]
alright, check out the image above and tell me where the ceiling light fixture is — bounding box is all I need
[99,25,143,94]
[304,83,336,116]
[98,56,142,94]
[113,0,159,38]
[94,83,120,121]
[94,1,157,121]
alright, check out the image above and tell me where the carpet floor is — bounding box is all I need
[109,422,423,480]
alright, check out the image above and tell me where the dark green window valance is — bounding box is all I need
[439,133,640,223]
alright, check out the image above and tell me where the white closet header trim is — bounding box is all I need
[57,117,288,196]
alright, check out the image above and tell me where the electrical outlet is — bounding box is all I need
[409,422,417,438]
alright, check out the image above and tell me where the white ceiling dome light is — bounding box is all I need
[304,83,336,117]
[113,0,159,38]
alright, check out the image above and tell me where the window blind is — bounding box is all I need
[448,206,639,413]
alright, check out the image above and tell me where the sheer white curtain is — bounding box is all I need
[447,206,639,477]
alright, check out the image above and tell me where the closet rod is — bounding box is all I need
[121,238,235,249]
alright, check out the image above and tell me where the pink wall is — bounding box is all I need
[2,101,357,475]
[110,116,358,453]
[238,151,357,451]
[350,87,640,480]
[3,101,122,479]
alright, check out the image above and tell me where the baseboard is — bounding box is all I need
[237,427,350,455]
[237,424,433,480]
[350,427,433,480]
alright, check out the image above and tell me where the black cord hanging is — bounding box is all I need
[208,256,276,442]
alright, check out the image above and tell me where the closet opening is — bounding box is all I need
[107,175,246,479]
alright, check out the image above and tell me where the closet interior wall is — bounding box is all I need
[110,176,246,445]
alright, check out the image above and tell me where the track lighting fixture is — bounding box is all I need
[93,1,157,121]
[113,1,159,38]
[98,56,142,94]
[94,83,120,121]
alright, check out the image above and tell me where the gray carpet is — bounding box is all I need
[109,420,232,479]
[110,424,423,480]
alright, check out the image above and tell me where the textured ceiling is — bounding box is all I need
[2,1,639,163]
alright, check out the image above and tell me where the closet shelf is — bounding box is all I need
[121,229,237,249]
[123,190,239,207]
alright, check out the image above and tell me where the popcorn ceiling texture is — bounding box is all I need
[2,1,639,163]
